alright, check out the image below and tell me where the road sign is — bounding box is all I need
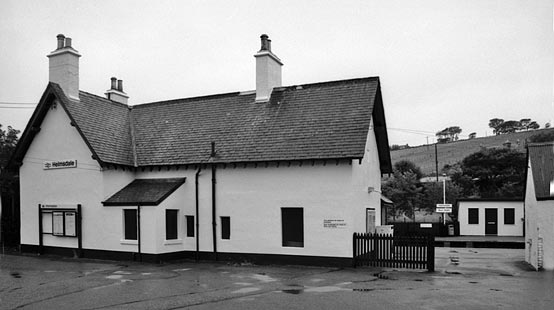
[436,203,452,213]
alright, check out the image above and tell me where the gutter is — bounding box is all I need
[195,167,201,262]
[211,142,218,261]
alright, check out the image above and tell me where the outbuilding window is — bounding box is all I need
[504,208,515,225]
[166,210,179,240]
[282,208,304,247]
[123,209,137,240]
[186,215,195,237]
[468,208,479,225]
[221,216,231,239]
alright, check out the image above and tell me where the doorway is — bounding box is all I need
[485,208,498,235]
[366,208,376,233]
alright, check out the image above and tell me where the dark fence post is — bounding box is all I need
[427,235,435,272]
[352,233,357,268]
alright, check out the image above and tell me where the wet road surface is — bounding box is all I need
[1,248,553,309]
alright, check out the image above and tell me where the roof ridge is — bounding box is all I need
[528,142,554,147]
[126,76,380,109]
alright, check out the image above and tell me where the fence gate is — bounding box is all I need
[353,233,435,271]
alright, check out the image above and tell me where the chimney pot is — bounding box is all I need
[110,77,117,89]
[117,80,123,91]
[65,37,72,48]
[260,34,269,51]
[56,34,65,49]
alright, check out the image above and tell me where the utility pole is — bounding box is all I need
[435,143,439,182]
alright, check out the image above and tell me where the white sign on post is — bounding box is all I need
[436,204,452,213]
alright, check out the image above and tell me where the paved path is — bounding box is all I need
[1,248,553,309]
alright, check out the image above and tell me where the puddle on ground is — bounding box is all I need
[414,279,423,282]
[106,275,123,280]
[311,278,324,283]
[305,286,350,293]
[234,282,253,286]
[44,270,57,273]
[490,288,502,291]
[499,273,513,277]
[10,272,21,278]
[469,281,479,284]
[113,271,132,275]
[445,270,462,275]
[172,268,191,272]
[141,273,152,276]
[251,273,277,283]
[282,288,304,294]
[233,287,261,294]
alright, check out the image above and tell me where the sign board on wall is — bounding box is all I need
[323,219,347,229]
[43,159,77,170]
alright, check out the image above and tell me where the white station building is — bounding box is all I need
[10,34,392,265]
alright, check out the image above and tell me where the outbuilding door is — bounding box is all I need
[485,208,498,235]
[366,208,376,233]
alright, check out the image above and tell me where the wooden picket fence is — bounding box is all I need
[352,233,435,271]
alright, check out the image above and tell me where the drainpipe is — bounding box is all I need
[137,205,142,262]
[211,142,217,261]
[195,167,201,262]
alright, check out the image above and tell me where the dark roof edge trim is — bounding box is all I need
[537,196,554,201]
[102,177,186,207]
[456,197,524,203]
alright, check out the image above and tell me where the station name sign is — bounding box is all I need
[323,219,347,229]
[43,159,77,170]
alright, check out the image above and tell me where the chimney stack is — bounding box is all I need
[47,34,81,100]
[105,77,129,104]
[254,34,283,102]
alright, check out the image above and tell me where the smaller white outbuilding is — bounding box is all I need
[525,142,554,270]
[457,198,524,236]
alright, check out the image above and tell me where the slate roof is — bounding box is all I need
[527,142,554,200]
[10,77,392,172]
[102,178,186,206]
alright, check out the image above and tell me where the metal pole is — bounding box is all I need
[435,143,439,182]
[443,179,446,225]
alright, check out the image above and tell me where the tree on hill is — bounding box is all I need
[451,148,526,198]
[489,118,504,135]
[393,160,423,180]
[436,126,462,143]
[489,118,540,135]
[496,120,521,134]
[468,132,476,139]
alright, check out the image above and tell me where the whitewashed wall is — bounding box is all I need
[458,200,523,236]
[525,161,554,270]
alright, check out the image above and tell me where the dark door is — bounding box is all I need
[485,208,498,235]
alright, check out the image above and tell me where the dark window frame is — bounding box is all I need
[468,208,479,225]
[504,208,515,225]
[221,216,231,240]
[186,215,195,237]
[166,209,179,240]
[281,208,304,247]
[124,209,138,241]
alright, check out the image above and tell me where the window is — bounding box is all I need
[504,208,515,225]
[166,210,179,240]
[186,215,195,237]
[282,208,304,247]
[468,208,479,225]
[124,209,138,240]
[221,216,230,239]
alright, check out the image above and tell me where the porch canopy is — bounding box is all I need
[102,178,186,206]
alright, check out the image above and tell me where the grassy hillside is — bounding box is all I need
[391,127,554,176]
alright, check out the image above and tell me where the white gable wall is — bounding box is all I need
[525,159,554,270]
[20,101,137,252]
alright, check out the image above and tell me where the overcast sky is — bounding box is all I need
[0,0,552,146]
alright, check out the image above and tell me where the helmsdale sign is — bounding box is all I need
[43,159,77,170]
